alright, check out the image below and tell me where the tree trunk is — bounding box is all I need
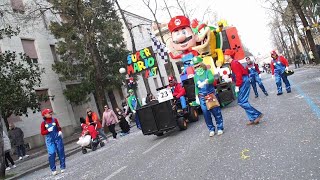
[291,0,320,64]
[277,25,291,61]
[0,112,5,178]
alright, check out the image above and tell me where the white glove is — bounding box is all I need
[47,126,54,132]
[195,96,200,105]
[204,79,209,84]
[198,82,206,89]
[285,67,289,71]
[259,74,262,78]
[58,131,63,137]
[132,110,136,114]
[235,86,240,93]
[272,75,274,79]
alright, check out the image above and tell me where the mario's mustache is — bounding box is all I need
[173,36,192,44]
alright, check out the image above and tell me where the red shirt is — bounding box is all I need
[81,124,98,139]
[270,56,289,75]
[170,83,186,98]
[231,60,248,87]
[40,118,62,135]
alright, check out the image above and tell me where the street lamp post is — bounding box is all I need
[119,68,141,109]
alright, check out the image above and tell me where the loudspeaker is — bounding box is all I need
[182,78,196,100]
[137,106,158,135]
[153,101,176,130]
[216,82,234,103]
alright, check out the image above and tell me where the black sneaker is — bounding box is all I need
[277,92,283,96]
[287,90,291,93]
[255,95,258,98]
[264,92,269,96]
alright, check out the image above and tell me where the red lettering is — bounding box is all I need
[145,69,150,78]
[127,65,134,75]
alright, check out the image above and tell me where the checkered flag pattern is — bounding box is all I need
[147,29,169,63]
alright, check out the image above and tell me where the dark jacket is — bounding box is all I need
[8,127,25,146]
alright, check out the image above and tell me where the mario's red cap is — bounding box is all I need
[224,49,235,56]
[168,16,190,32]
[168,76,175,81]
[270,50,277,55]
[41,108,52,116]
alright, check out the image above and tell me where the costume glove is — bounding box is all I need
[132,110,136,114]
[285,67,289,71]
[58,131,63,138]
[195,95,200,105]
[47,126,54,132]
[259,74,262,78]
[235,86,240,93]
[272,75,274,79]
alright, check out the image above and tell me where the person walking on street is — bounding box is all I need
[270,50,292,95]
[308,50,316,65]
[8,123,29,161]
[224,49,263,125]
[245,57,268,98]
[102,106,119,139]
[3,131,17,171]
[192,56,224,137]
[40,109,66,175]
[127,89,142,129]
[115,107,130,136]
[294,54,300,68]
[85,108,108,140]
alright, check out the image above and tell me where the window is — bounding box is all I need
[50,45,58,63]
[21,39,38,63]
[10,0,25,13]
[36,89,53,110]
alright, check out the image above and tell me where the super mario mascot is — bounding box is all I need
[246,57,268,98]
[127,89,142,129]
[168,76,187,111]
[40,109,66,176]
[167,15,199,78]
[270,50,291,95]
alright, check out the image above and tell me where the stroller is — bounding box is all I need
[77,120,105,154]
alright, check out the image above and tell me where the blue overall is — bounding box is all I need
[44,118,66,171]
[272,58,291,94]
[197,71,224,132]
[131,97,141,129]
[238,76,262,122]
[248,64,267,96]
[171,86,187,109]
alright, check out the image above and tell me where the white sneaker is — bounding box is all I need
[5,167,11,171]
[18,157,23,160]
[24,155,30,158]
[61,169,65,173]
[52,171,58,176]
[12,165,17,168]
[217,130,224,135]
[209,131,215,137]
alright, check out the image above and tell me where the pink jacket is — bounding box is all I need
[102,109,118,127]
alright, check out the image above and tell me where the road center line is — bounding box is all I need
[104,166,127,180]
[143,137,168,155]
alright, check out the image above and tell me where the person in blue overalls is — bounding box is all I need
[224,49,263,125]
[245,57,268,98]
[127,89,141,129]
[192,56,224,137]
[270,50,291,95]
[40,109,66,176]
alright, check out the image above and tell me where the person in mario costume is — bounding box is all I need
[40,108,66,176]
[168,15,199,78]
[168,76,187,112]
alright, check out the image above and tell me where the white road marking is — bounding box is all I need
[104,166,127,180]
[142,137,168,155]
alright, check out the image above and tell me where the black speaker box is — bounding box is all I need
[216,82,234,103]
[182,78,196,100]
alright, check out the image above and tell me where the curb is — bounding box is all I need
[7,123,136,179]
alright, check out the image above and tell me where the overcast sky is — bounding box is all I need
[119,0,273,56]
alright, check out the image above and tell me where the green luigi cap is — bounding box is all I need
[128,89,134,93]
[192,56,203,65]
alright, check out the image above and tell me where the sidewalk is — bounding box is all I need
[6,123,135,180]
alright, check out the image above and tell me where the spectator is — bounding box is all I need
[122,99,132,124]
[85,108,108,141]
[309,50,315,65]
[294,54,300,68]
[146,93,158,105]
[299,52,306,65]
[102,106,119,139]
[3,131,16,171]
[8,123,29,161]
[115,107,130,136]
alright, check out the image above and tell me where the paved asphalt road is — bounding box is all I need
[22,67,320,180]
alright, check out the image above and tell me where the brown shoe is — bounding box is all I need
[254,114,264,124]
[246,121,255,125]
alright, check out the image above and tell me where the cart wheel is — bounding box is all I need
[189,106,199,122]
[177,117,188,131]
[92,145,97,151]
[100,141,105,147]
[82,148,87,154]
[155,132,164,136]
